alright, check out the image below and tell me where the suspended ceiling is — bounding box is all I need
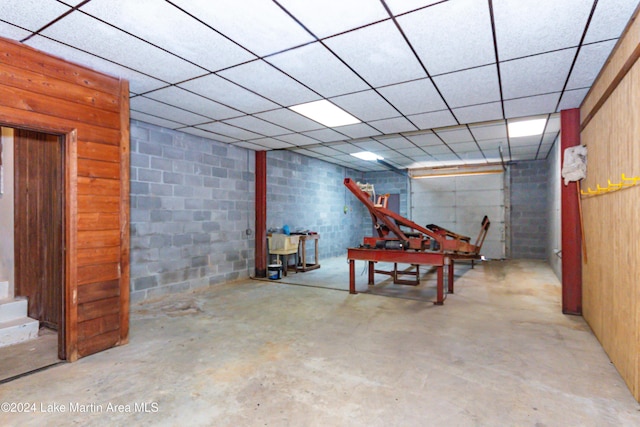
[1,0,637,171]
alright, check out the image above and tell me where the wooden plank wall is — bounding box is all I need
[579,6,640,401]
[0,37,130,361]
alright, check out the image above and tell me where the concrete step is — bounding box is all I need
[0,297,28,323]
[0,281,8,299]
[0,317,39,348]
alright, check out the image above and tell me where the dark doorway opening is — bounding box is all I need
[0,127,65,382]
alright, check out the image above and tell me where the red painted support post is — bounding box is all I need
[349,259,356,294]
[368,261,375,285]
[448,259,454,294]
[255,151,267,278]
[436,266,444,305]
[560,109,582,315]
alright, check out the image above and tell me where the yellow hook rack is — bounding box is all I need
[581,173,640,197]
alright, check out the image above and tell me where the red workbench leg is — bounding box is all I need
[448,259,454,294]
[436,265,444,305]
[368,261,375,285]
[349,259,357,294]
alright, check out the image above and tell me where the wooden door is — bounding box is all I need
[14,129,64,340]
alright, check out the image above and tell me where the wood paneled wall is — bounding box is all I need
[579,6,640,401]
[0,37,130,361]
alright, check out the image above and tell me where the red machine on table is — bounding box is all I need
[344,178,490,304]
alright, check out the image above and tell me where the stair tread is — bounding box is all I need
[0,317,39,328]
[0,297,26,304]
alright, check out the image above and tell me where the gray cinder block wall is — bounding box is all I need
[129,120,255,303]
[359,171,409,238]
[266,150,367,258]
[546,138,562,279]
[510,160,549,259]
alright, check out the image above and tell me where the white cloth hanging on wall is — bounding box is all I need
[562,145,588,185]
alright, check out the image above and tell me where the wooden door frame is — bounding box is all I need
[3,122,77,361]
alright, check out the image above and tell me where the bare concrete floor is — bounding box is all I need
[1,259,639,426]
[0,328,60,383]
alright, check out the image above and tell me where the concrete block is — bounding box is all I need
[138,142,162,156]
[151,157,172,172]
[138,168,163,183]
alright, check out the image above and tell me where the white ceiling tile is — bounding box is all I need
[331,154,359,163]
[25,36,167,93]
[459,151,487,162]
[398,147,432,157]
[493,0,592,60]
[478,138,508,151]
[375,136,416,150]
[0,0,70,31]
[145,87,242,120]
[179,74,279,114]
[448,142,479,153]
[508,134,542,147]
[275,133,321,146]
[542,132,559,145]
[248,138,294,149]
[435,127,474,144]
[41,11,206,82]
[178,127,239,143]
[404,131,441,147]
[234,141,270,151]
[469,121,508,141]
[501,49,577,99]
[407,110,458,130]
[218,60,319,106]
[584,0,639,43]
[333,123,382,139]
[81,0,256,71]
[266,42,368,97]
[385,1,445,16]
[398,0,495,75]
[0,22,32,40]
[546,114,561,133]
[433,153,461,162]
[130,96,211,126]
[504,93,561,119]
[301,128,346,142]
[510,145,540,155]
[353,140,389,151]
[131,111,185,129]
[277,0,389,39]
[424,144,454,156]
[306,146,344,156]
[197,122,264,140]
[377,78,446,115]
[254,109,323,132]
[324,20,426,87]
[453,102,504,124]
[537,144,554,159]
[331,90,399,121]
[331,143,366,154]
[567,40,617,90]
[171,0,314,56]
[370,117,418,134]
[290,148,320,158]
[223,116,290,137]
[376,150,410,160]
[434,65,501,108]
[557,88,590,111]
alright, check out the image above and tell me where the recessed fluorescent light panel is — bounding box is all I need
[351,151,383,161]
[508,118,547,138]
[289,100,360,127]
